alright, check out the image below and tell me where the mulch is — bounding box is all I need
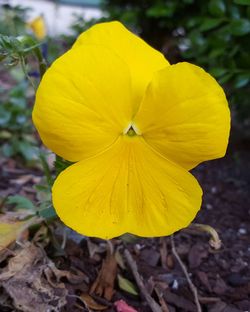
[0,131,249,312]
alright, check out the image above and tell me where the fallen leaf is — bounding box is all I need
[196,271,212,292]
[188,243,208,269]
[0,214,40,252]
[140,247,160,266]
[208,301,242,312]
[164,290,196,312]
[87,238,106,258]
[115,249,126,269]
[81,293,107,310]
[117,274,139,296]
[114,299,138,312]
[0,220,27,252]
[213,275,228,295]
[90,249,117,300]
[0,243,68,312]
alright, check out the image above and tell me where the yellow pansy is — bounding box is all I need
[28,16,46,40]
[32,21,230,239]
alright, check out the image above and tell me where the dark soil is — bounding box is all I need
[0,130,249,312]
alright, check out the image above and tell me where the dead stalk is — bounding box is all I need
[170,235,202,312]
[124,249,162,312]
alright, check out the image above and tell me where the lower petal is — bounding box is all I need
[52,136,202,239]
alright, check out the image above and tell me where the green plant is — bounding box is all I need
[0,4,30,36]
[72,0,250,122]
[0,81,38,162]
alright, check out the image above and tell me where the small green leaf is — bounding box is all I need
[200,18,224,31]
[210,68,228,78]
[233,0,250,5]
[146,2,176,18]
[234,74,250,88]
[0,130,11,139]
[209,0,226,17]
[39,204,57,220]
[219,73,234,84]
[7,195,35,211]
[229,19,250,36]
[0,108,11,126]
[17,141,38,161]
[118,274,139,296]
[1,143,14,157]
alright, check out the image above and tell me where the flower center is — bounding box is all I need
[127,126,136,137]
[124,123,140,137]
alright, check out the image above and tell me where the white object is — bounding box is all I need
[4,0,102,36]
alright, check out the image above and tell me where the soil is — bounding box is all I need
[0,129,249,312]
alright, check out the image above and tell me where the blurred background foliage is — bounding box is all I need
[71,0,250,125]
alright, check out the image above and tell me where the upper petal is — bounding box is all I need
[33,44,133,161]
[52,136,202,239]
[73,21,169,113]
[134,62,231,170]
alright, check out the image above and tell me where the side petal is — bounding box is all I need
[134,62,231,170]
[33,44,133,161]
[74,21,169,112]
[52,136,202,239]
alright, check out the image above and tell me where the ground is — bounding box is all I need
[0,127,249,312]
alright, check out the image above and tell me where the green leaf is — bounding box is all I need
[233,0,250,5]
[210,68,228,78]
[0,130,11,139]
[0,107,11,126]
[229,19,250,36]
[146,3,176,18]
[1,143,14,157]
[200,18,224,31]
[219,73,234,84]
[234,74,250,88]
[7,195,35,211]
[17,141,38,161]
[38,204,57,220]
[208,0,226,17]
[54,155,73,176]
[117,274,139,296]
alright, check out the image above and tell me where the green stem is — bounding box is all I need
[39,152,53,188]
[18,36,47,79]
[19,55,36,91]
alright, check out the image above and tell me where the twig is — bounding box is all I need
[188,223,221,250]
[106,239,114,255]
[61,227,67,250]
[67,294,90,312]
[124,249,161,312]
[159,236,168,269]
[170,235,202,312]
[154,285,170,312]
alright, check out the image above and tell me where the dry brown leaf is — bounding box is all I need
[90,250,117,300]
[0,214,41,252]
[81,293,107,310]
[0,243,67,312]
[44,262,88,285]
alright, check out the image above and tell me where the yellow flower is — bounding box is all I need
[28,16,46,40]
[32,21,230,239]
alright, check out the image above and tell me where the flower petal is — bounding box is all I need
[52,136,202,239]
[33,44,133,161]
[134,62,230,170]
[73,21,169,113]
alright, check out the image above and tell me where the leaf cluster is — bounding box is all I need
[77,0,250,121]
[0,82,38,162]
